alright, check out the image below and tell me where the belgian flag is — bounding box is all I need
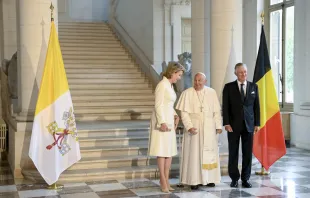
[252,25,286,170]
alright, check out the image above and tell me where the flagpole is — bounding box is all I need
[255,11,270,176]
[46,3,64,189]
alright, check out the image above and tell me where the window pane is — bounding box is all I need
[285,6,294,103]
[270,0,283,5]
[270,10,283,102]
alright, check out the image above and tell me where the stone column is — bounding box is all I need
[210,0,243,95]
[16,0,58,120]
[291,0,310,150]
[191,0,211,86]
[9,0,58,178]
[191,0,244,174]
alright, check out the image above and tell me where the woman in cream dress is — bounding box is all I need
[148,61,184,193]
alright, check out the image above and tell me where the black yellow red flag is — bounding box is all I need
[253,25,286,170]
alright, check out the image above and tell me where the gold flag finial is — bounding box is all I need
[50,3,54,21]
[260,11,265,25]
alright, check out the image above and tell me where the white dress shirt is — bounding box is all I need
[237,80,247,95]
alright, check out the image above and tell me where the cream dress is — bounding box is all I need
[148,77,177,157]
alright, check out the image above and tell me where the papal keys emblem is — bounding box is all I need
[45,107,79,156]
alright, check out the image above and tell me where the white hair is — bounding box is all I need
[195,72,206,79]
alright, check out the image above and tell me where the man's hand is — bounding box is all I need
[225,125,233,132]
[216,129,222,134]
[188,127,198,135]
[254,126,260,134]
[174,115,180,130]
[159,123,171,132]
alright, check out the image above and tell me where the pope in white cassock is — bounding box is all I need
[176,72,223,190]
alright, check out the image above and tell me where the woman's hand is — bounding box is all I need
[174,115,180,130]
[159,123,171,132]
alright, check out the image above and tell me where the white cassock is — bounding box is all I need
[176,86,222,185]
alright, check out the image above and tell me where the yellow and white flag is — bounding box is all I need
[29,21,81,185]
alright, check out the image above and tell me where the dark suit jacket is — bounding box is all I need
[222,80,260,133]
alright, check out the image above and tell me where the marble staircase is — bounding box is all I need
[22,22,182,182]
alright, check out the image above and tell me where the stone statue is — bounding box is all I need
[177,52,192,93]
[1,52,18,121]
[1,52,18,99]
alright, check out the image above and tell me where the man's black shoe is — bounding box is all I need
[230,181,238,188]
[206,183,215,187]
[242,181,252,188]
[190,185,199,190]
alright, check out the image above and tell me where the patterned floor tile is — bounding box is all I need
[295,193,310,198]
[59,192,100,198]
[208,189,254,197]
[85,180,118,185]
[0,191,19,198]
[0,185,17,193]
[18,189,58,198]
[16,183,49,191]
[276,166,310,173]
[95,189,139,198]
[175,191,220,198]
[140,195,180,198]
[57,185,94,195]
[88,183,127,192]
[121,181,159,189]
[241,187,286,196]
[130,187,171,196]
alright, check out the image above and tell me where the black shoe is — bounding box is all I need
[242,181,252,188]
[206,183,215,187]
[230,180,238,188]
[190,185,199,190]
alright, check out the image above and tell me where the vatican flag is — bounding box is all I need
[29,21,81,185]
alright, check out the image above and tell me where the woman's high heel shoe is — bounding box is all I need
[168,186,175,191]
[161,188,170,193]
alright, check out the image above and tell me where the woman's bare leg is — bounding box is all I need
[157,157,168,190]
[164,157,173,189]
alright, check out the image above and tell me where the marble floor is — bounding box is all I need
[0,147,310,198]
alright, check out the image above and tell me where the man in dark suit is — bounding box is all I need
[222,63,260,188]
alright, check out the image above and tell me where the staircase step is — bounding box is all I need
[22,164,179,182]
[70,83,151,90]
[74,106,153,114]
[68,155,179,170]
[72,95,154,101]
[59,31,114,37]
[67,73,143,79]
[59,39,120,44]
[75,112,151,121]
[63,54,131,60]
[59,35,117,41]
[68,78,146,84]
[61,46,125,52]
[60,42,122,48]
[73,100,153,107]
[79,136,149,147]
[62,51,127,56]
[59,22,109,28]
[71,89,153,95]
[64,59,133,64]
[78,129,149,138]
[66,68,139,74]
[65,64,137,69]
[80,144,148,157]
[59,28,111,34]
